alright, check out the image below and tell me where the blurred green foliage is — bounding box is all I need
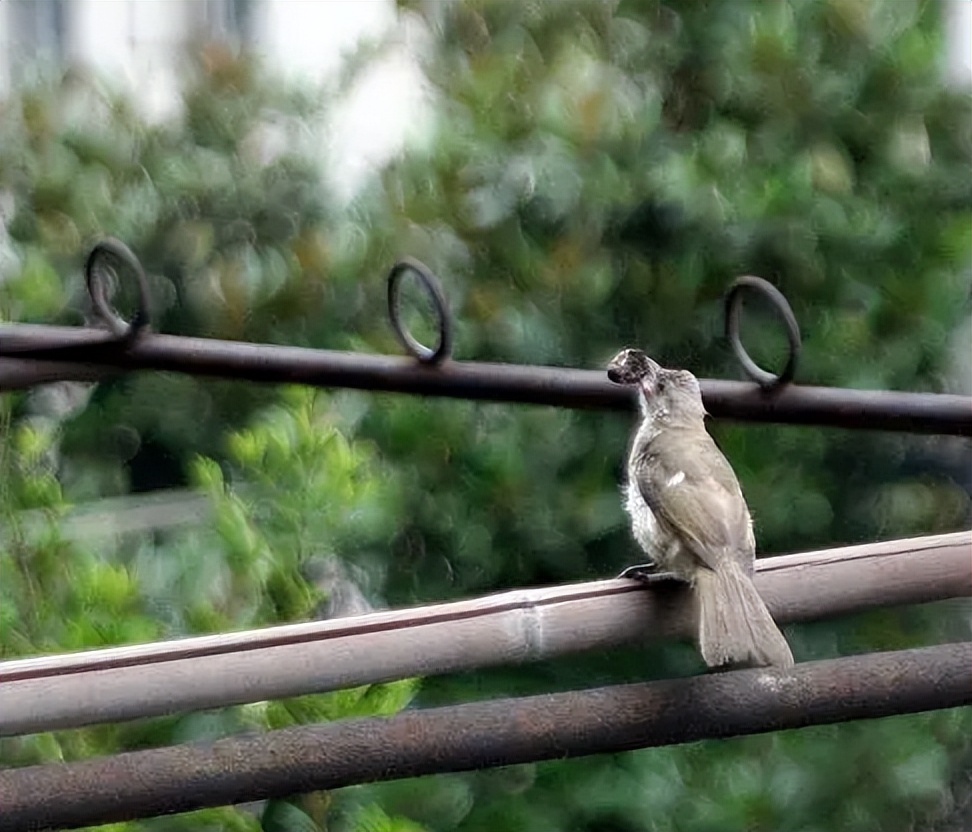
[0,388,419,831]
[1,1,970,831]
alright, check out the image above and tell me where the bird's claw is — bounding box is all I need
[617,563,679,585]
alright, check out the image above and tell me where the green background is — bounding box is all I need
[1,1,970,830]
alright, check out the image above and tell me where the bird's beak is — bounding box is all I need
[606,350,634,384]
[606,354,626,384]
[606,350,660,386]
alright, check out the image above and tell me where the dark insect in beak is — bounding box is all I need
[606,348,657,386]
[607,364,626,384]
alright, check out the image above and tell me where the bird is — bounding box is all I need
[607,347,794,670]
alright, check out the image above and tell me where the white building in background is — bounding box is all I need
[0,0,426,199]
[0,0,969,197]
[943,0,972,87]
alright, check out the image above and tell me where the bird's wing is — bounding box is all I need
[633,432,752,571]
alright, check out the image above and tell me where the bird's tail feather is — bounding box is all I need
[694,560,794,669]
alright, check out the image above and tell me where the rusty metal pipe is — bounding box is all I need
[0,643,968,831]
[0,530,968,737]
[2,324,969,434]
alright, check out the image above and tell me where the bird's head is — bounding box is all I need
[607,348,706,424]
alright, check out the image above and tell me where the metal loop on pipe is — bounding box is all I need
[85,238,152,341]
[387,258,453,365]
[725,275,800,389]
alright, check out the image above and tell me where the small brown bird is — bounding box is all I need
[607,347,793,670]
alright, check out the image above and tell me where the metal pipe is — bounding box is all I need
[2,324,970,434]
[1,531,968,736]
[0,643,968,831]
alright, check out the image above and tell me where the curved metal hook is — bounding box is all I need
[724,275,801,389]
[85,238,152,341]
[387,258,453,365]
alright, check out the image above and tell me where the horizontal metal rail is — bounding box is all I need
[1,531,968,737]
[0,642,968,831]
[2,323,970,433]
